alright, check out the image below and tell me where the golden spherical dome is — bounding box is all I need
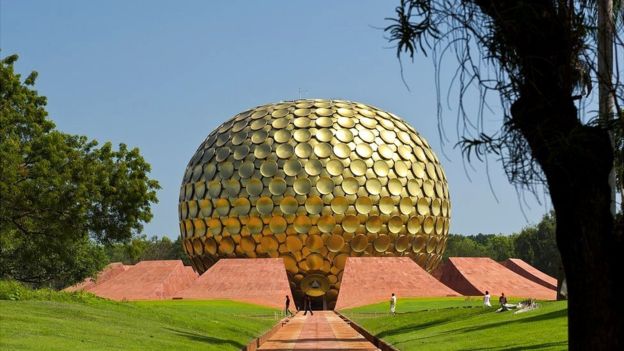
[179,99,451,307]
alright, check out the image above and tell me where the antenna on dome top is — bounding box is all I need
[298,88,308,99]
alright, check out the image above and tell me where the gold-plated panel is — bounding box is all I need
[374,235,391,252]
[179,98,451,308]
[269,178,287,195]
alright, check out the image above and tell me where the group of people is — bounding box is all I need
[483,291,509,310]
[283,294,315,317]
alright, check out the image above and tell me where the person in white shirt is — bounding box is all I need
[390,293,397,316]
[483,290,492,307]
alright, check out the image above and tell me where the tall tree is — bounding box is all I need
[386,0,623,348]
[0,55,160,288]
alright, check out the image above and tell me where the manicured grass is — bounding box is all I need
[0,298,279,350]
[342,297,568,351]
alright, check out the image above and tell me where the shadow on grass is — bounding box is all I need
[376,318,453,338]
[458,340,568,350]
[165,327,245,349]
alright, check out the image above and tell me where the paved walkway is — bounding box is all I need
[258,311,379,350]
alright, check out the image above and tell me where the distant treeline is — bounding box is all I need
[104,235,191,266]
[445,211,561,278]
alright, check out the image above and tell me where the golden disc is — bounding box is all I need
[327,234,345,252]
[251,130,268,144]
[342,215,360,233]
[342,177,359,194]
[279,196,298,215]
[317,177,335,194]
[305,195,323,215]
[293,129,311,142]
[293,178,312,195]
[333,143,351,158]
[295,142,313,159]
[337,108,355,117]
[316,128,333,142]
[407,216,421,234]
[388,179,403,196]
[294,215,312,233]
[233,198,251,215]
[399,197,414,215]
[286,236,302,252]
[395,160,409,177]
[224,217,241,234]
[257,196,274,215]
[269,216,287,234]
[254,143,271,159]
[365,179,382,195]
[355,143,373,158]
[276,144,294,159]
[417,197,430,216]
[431,198,441,216]
[318,215,336,233]
[426,236,437,253]
[306,253,324,270]
[241,236,256,253]
[379,197,395,215]
[219,237,235,254]
[246,178,264,196]
[187,200,198,218]
[314,143,332,158]
[215,147,231,162]
[423,179,435,197]
[316,109,334,118]
[366,216,382,233]
[204,237,217,255]
[208,180,221,197]
[388,216,403,234]
[238,161,255,179]
[350,159,367,176]
[215,198,230,216]
[207,218,221,236]
[199,199,212,217]
[374,235,391,252]
[247,216,263,234]
[282,254,299,273]
[330,196,348,214]
[423,216,435,234]
[326,159,345,176]
[261,236,279,252]
[396,235,410,252]
[355,197,373,214]
[336,129,354,143]
[271,109,289,119]
[358,128,375,143]
[305,159,323,176]
[435,217,445,235]
[378,144,394,159]
[350,234,368,252]
[306,235,324,252]
[233,144,250,160]
[269,177,287,195]
[373,160,389,177]
[224,179,240,197]
[334,253,349,269]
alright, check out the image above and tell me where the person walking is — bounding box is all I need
[390,293,397,316]
[284,295,294,317]
[303,295,313,316]
[483,291,492,307]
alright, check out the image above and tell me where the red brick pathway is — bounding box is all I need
[258,311,378,350]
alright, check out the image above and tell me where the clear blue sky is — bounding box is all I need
[1,0,550,238]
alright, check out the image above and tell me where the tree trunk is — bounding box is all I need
[511,93,624,350]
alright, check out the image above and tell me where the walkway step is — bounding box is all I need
[258,311,379,350]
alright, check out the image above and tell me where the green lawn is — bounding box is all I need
[0,298,279,351]
[342,297,568,351]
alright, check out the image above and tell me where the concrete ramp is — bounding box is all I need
[64,262,130,292]
[334,257,460,310]
[175,258,293,309]
[433,257,556,300]
[88,260,198,300]
[500,258,558,290]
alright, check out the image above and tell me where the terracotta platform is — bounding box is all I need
[175,258,293,309]
[87,260,198,300]
[258,311,377,350]
[334,257,460,310]
[500,258,558,290]
[64,262,129,292]
[433,257,557,300]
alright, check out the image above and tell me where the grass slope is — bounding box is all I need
[342,297,568,351]
[0,298,278,351]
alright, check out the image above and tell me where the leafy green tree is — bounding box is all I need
[514,212,561,279]
[104,235,190,265]
[0,54,160,288]
[443,234,488,258]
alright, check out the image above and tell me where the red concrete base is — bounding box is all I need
[433,257,556,300]
[87,260,198,301]
[64,262,130,292]
[334,257,460,310]
[500,258,558,290]
[175,258,293,309]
